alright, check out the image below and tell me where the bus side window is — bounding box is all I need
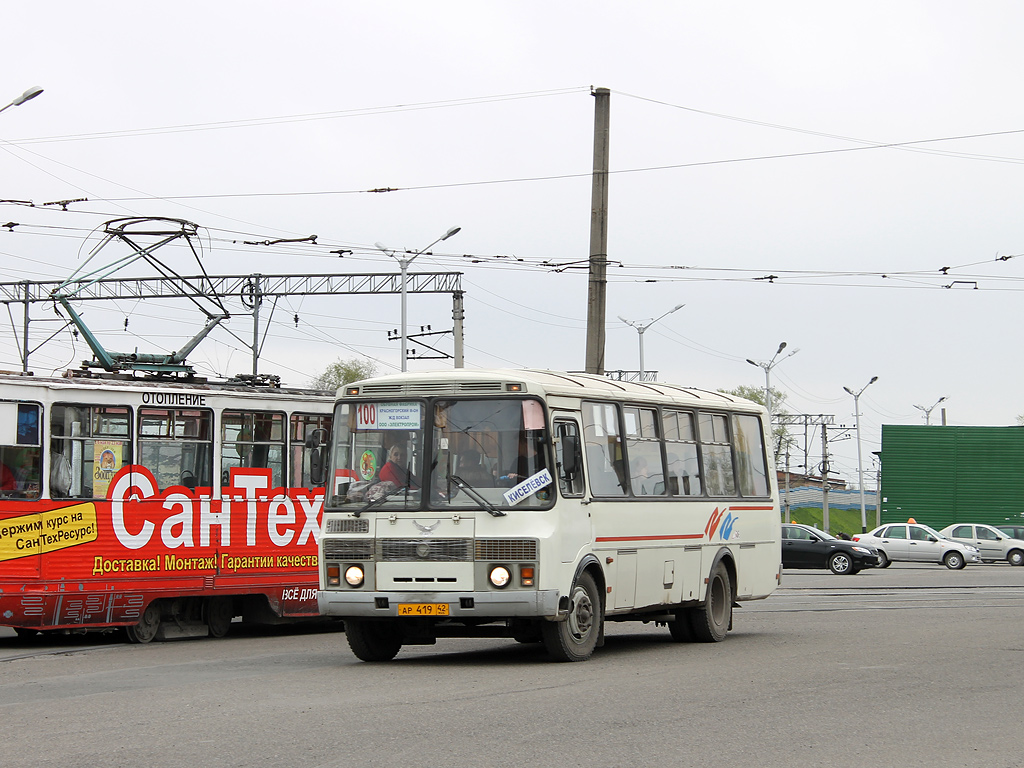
[699,412,736,496]
[733,414,769,497]
[624,407,664,496]
[583,402,627,497]
[554,420,584,496]
[663,410,701,496]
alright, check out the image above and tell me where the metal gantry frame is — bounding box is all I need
[1,271,465,376]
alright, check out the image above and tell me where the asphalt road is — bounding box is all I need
[2,563,1022,768]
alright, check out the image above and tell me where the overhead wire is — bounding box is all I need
[1,88,590,146]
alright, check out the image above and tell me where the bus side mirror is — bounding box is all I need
[307,428,329,486]
[306,428,327,449]
[560,434,580,479]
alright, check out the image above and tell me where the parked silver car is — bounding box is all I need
[852,523,980,569]
[938,523,1024,566]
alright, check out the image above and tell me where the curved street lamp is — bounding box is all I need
[913,396,947,425]
[844,376,878,532]
[0,86,43,116]
[376,226,461,371]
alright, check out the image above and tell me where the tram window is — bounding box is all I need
[733,414,769,497]
[1,403,42,498]
[290,412,333,487]
[698,412,736,496]
[222,410,285,487]
[50,404,131,499]
[583,402,627,497]
[624,406,664,496]
[662,410,701,496]
[138,408,212,491]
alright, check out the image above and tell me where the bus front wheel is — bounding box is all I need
[345,619,402,662]
[690,562,732,643]
[542,571,601,662]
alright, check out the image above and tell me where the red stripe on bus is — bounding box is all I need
[595,534,704,542]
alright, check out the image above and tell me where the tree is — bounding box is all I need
[309,357,378,391]
[719,384,794,465]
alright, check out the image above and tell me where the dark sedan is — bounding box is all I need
[782,523,881,575]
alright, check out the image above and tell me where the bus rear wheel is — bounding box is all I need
[126,602,161,644]
[690,562,732,643]
[542,571,601,662]
[345,619,403,662]
[668,610,694,642]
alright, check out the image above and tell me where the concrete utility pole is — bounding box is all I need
[821,424,830,534]
[585,87,610,375]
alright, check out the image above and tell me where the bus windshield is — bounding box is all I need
[326,397,553,511]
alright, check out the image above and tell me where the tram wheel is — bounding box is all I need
[126,602,161,644]
[204,597,234,638]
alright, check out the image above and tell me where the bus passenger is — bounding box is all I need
[0,462,15,491]
[379,445,418,489]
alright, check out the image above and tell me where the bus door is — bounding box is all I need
[552,416,590,565]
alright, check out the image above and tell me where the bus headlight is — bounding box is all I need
[489,565,511,588]
[345,565,365,587]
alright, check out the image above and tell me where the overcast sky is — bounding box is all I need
[3,1,1023,484]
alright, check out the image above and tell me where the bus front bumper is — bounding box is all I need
[318,589,561,619]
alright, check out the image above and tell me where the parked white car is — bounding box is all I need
[938,523,1024,566]
[852,523,980,569]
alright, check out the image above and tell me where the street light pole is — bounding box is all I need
[844,376,878,533]
[618,303,684,379]
[376,226,461,372]
[746,342,799,426]
[0,86,43,116]
[913,396,947,425]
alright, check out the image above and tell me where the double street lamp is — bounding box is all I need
[746,342,799,425]
[618,304,685,379]
[914,396,947,425]
[844,376,878,533]
[376,226,461,372]
[0,86,43,116]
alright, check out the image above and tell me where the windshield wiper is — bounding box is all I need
[352,486,411,518]
[450,475,505,517]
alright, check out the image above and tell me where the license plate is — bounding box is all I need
[398,603,450,617]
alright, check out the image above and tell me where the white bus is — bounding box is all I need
[0,371,333,641]
[318,369,781,662]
